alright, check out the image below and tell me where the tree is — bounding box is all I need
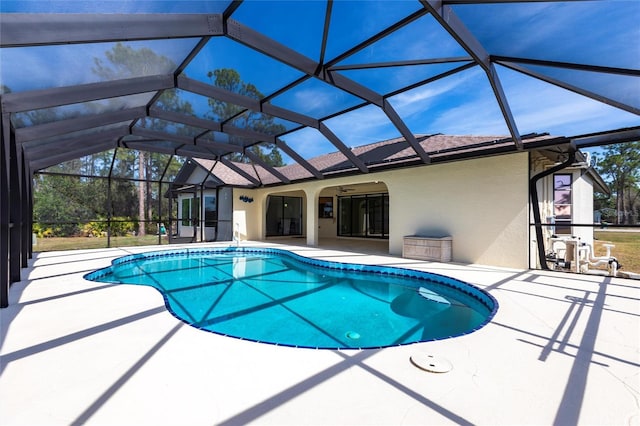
[142,153,184,213]
[594,142,640,224]
[207,68,285,166]
[92,42,175,80]
[20,42,189,237]
[93,42,182,234]
[143,86,194,234]
[32,172,109,236]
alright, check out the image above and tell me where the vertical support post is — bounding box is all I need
[191,190,197,242]
[157,155,173,246]
[107,175,112,248]
[215,187,219,241]
[158,181,162,245]
[305,189,319,247]
[1,114,10,308]
[168,184,174,243]
[8,118,22,283]
[20,155,29,267]
[107,148,117,249]
[200,184,204,242]
[145,156,151,242]
[26,167,34,259]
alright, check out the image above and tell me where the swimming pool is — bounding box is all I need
[85,247,497,349]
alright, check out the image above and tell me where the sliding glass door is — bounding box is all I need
[266,196,303,236]
[338,193,389,238]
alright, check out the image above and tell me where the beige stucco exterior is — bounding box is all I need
[388,153,530,268]
[233,152,531,269]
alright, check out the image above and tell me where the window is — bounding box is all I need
[338,193,389,238]
[339,197,351,236]
[180,196,199,227]
[204,195,217,227]
[554,174,572,234]
[266,196,302,236]
[319,196,333,218]
[193,197,200,225]
[181,198,190,226]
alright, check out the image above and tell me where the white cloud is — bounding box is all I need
[512,92,638,136]
[292,88,334,116]
[324,104,400,147]
[389,72,474,118]
[2,44,112,92]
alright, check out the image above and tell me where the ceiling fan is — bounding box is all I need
[336,186,356,193]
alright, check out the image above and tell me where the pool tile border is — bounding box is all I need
[84,247,499,350]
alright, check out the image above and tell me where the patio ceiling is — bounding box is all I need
[1,0,639,186]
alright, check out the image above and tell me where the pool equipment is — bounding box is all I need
[547,236,620,276]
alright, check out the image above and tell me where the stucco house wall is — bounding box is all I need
[234,152,530,269]
[233,188,262,241]
[387,153,529,268]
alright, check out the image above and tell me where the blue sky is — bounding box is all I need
[1,0,638,163]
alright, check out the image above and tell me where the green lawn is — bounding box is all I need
[34,231,640,275]
[34,235,168,252]
[594,230,640,274]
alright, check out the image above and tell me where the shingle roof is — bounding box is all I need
[190,133,565,187]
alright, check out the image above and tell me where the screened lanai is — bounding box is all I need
[1,0,639,307]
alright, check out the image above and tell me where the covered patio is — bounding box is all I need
[1,242,638,425]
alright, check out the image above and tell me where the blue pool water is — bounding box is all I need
[84,247,497,349]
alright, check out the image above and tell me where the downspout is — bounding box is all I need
[529,147,576,270]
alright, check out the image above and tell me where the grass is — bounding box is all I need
[34,231,640,275]
[34,235,168,252]
[594,230,640,274]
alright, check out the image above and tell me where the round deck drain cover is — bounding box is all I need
[410,353,452,373]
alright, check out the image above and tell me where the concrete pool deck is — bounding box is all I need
[1,241,638,425]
